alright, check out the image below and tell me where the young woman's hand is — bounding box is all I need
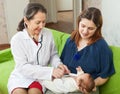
[78,87,90,94]
[92,86,97,92]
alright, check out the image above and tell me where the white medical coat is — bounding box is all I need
[7,28,62,93]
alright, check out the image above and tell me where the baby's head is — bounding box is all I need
[77,73,95,93]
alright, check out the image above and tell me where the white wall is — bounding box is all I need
[4,0,29,42]
[73,0,82,29]
[6,0,120,47]
[102,0,120,46]
[56,0,73,11]
[46,0,57,23]
[31,0,57,23]
[0,0,9,44]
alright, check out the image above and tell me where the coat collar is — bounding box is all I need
[22,29,43,42]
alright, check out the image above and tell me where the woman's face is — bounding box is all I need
[25,11,46,35]
[79,18,97,40]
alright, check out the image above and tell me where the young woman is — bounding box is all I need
[59,7,115,94]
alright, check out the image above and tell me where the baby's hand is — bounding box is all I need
[76,66,84,75]
[76,66,82,71]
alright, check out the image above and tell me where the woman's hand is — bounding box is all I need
[52,64,70,79]
[52,68,64,78]
[92,86,97,92]
[94,77,109,86]
[76,78,90,94]
[78,87,90,94]
[58,64,70,74]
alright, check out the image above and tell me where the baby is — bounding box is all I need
[43,67,95,94]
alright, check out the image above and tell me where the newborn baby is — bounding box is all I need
[43,66,95,94]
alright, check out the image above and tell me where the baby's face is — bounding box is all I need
[77,74,90,92]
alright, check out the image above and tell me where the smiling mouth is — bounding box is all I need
[82,34,88,37]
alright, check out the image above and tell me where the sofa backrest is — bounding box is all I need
[50,28,70,56]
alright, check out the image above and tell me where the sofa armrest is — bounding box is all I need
[0,48,13,63]
[100,46,120,94]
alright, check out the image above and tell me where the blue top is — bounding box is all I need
[60,37,115,79]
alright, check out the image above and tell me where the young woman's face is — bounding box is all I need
[79,18,97,40]
[26,11,46,35]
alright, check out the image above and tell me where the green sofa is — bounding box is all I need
[0,28,120,94]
